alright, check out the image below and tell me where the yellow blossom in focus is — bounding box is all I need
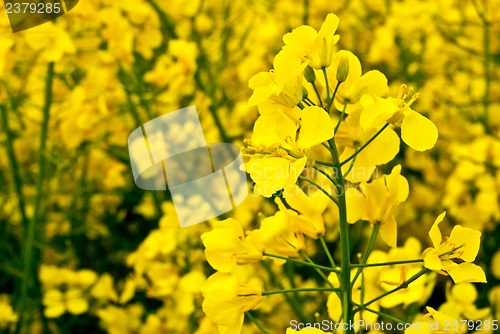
[248,210,305,259]
[335,107,400,183]
[281,184,329,238]
[327,50,389,113]
[360,85,438,151]
[282,13,340,69]
[422,212,486,284]
[201,218,263,273]
[201,272,263,334]
[245,105,334,197]
[346,165,409,247]
[248,50,308,108]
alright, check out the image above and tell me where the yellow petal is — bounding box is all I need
[379,215,397,248]
[317,13,340,38]
[251,112,296,148]
[401,110,438,151]
[448,225,481,262]
[282,25,317,54]
[297,106,334,149]
[429,212,446,248]
[346,187,368,223]
[424,253,443,271]
[447,263,487,284]
[65,290,88,315]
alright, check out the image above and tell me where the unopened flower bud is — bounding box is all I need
[304,66,316,83]
[302,86,309,99]
[336,56,349,83]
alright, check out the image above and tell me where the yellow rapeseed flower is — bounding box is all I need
[422,212,486,283]
[201,273,263,334]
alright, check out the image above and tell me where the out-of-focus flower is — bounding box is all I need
[0,296,17,329]
[439,283,490,321]
[23,23,75,62]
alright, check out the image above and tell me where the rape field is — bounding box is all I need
[0,0,499,333]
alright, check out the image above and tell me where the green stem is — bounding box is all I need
[319,235,336,269]
[351,222,380,287]
[17,62,55,333]
[300,251,336,288]
[340,123,390,167]
[246,312,271,334]
[311,82,324,108]
[482,10,492,134]
[0,105,28,228]
[262,287,341,296]
[299,176,339,206]
[315,159,334,167]
[329,138,353,333]
[359,268,428,309]
[263,252,339,273]
[261,261,308,323]
[350,259,423,268]
[334,102,348,134]
[322,67,331,112]
[342,143,358,179]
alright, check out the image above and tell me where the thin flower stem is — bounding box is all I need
[17,62,55,333]
[342,143,358,179]
[300,251,336,289]
[351,222,380,287]
[331,81,341,105]
[263,252,339,273]
[299,176,339,206]
[358,268,428,309]
[313,165,337,188]
[315,160,334,167]
[247,312,271,334]
[351,244,465,270]
[328,138,354,334]
[353,303,408,325]
[334,102,348,134]
[319,235,336,269]
[340,123,390,167]
[261,261,308,323]
[311,81,324,108]
[323,67,331,112]
[0,105,28,228]
[350,259,423,268]
[262,287,341,296]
